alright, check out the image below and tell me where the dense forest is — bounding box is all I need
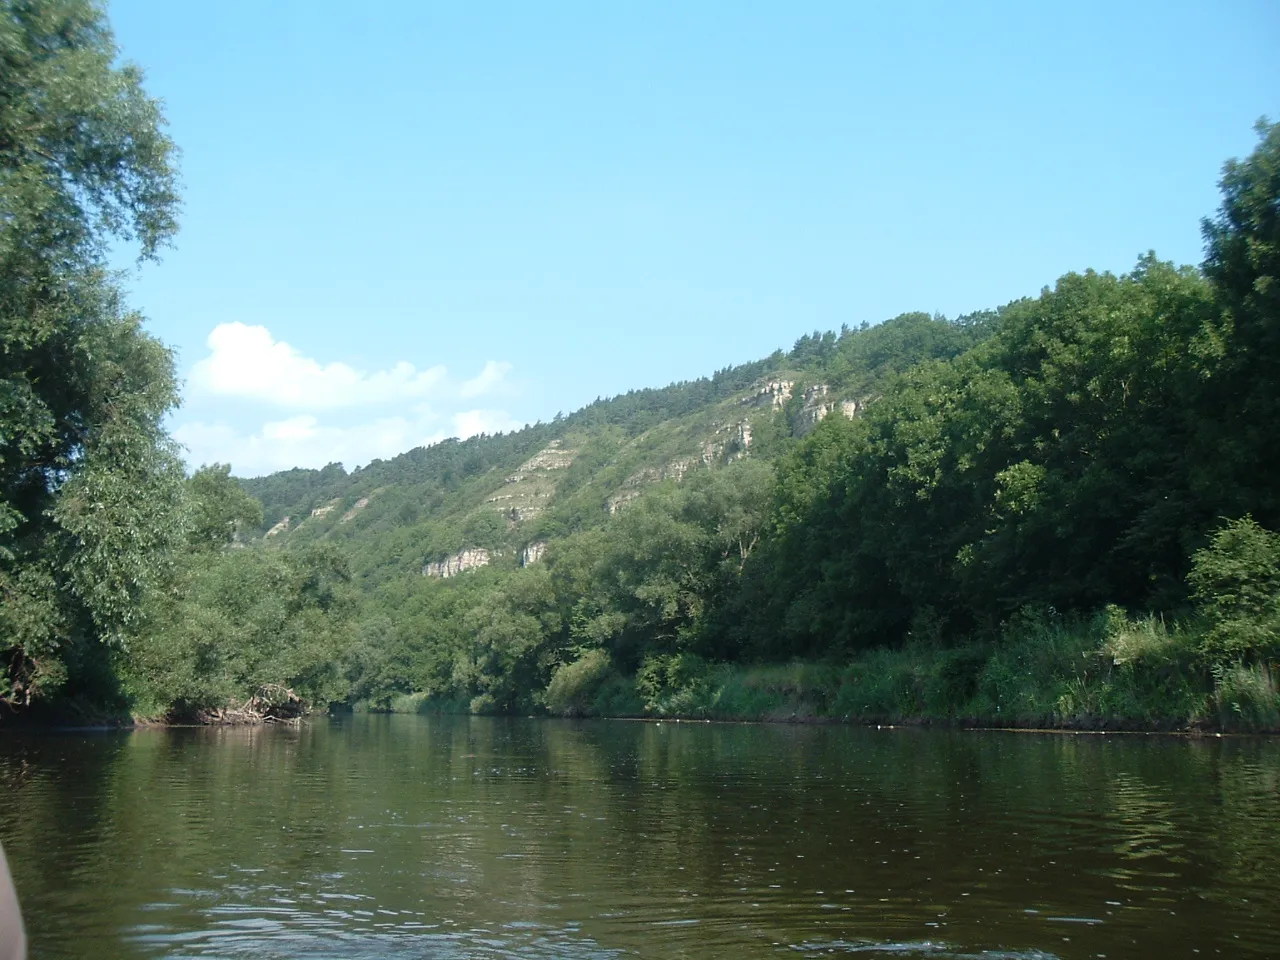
[3,1,1278,730]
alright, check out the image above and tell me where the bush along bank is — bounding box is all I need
[395,607,1271,733]
[368,515,1280,733]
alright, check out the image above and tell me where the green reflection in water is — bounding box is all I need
[1,718,1278,959]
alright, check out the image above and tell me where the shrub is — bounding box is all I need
[1189,517,1280,663]
[636,652,714,715]
[543,649,616,716]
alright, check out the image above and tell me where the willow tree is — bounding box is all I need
[1,0,182,707]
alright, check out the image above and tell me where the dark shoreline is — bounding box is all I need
[7,711,1270,736]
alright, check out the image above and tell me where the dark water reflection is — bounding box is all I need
[1,717,1278,959]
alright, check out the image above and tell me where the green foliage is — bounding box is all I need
[1210,662,1280,730]
[710,662,841,719]
[0,566,66,705]
[1189,517,1280,663]
[1,0,182,708]
[186,464,263,551]
[636,652,715,716]
[1198,119,1280,527]
[542,648,617,717]
[123,545,354,718]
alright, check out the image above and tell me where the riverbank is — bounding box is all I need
[8,612,1276,734]
[378,610,1280,733]
[0,684,310,730]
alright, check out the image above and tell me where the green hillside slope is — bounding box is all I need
[204,120,1280,731]
[241,311,984,587]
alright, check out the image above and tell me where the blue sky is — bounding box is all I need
[105,0,1278,476]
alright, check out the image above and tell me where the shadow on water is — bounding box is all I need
[0,718,1278,959]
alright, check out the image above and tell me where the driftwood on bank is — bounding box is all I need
[185,685,308,725]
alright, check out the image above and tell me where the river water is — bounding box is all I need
[0,716,1277,959]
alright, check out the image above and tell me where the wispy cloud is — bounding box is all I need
[177,324,524,474]
[175,408,526,477]
[451,408,523,438]
[460,360,513,398]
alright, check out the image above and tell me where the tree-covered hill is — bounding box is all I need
[238,309,986,590]
[220,122,1280,729]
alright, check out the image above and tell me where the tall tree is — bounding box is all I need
[1199,119,1280,527]
[1,0,182,707]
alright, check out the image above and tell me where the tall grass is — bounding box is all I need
[529,608,1278,732]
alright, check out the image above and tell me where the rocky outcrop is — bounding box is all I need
[606,416,760,515]
[340,497,370,523]
[518,439,575,472]
[265,517,291,538]
[795,384,859,436]
[491,440,578,523]
[741,379,794,409]
[606,489,643,515]
[424,547,491,578]
[519,540,548,567]
[311,499,341,519]
[668,457,695,481]
[700,418,754,465]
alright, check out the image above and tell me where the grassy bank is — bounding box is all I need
[375,609,1280,733]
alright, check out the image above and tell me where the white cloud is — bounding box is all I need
[178,323,527,474]
[190,322,446,409]
[451,408,523,438]
[174,408,527,476]
[460,360,513,398]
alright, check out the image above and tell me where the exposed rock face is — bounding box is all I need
[340,497,370,523]
[423,547,491,578]
[491,440,577,523]
[606,489,643,515]
[618,454,694,493]
[311,499,341,519]
[265,517,290,538]
[742,379,794,409]
[795,384,859,436]
[667,457,694,481]
[700,418,754,465]
[607,415,759,515]
[519,540,547,567]
[518,440,575,472]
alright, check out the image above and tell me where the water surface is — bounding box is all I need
[1,716,1277,959]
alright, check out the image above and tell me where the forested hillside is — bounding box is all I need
[2,3,1277,730]
[216,121,1280,730]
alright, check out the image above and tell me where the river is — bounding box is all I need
[0,716,1277,959]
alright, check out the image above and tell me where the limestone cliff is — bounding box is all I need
[486,439,577,523]
[795,384,859,436]
[424,547,491,578]
[519,540,548,567]
[741,379,794,409]
[340,497,370,523]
